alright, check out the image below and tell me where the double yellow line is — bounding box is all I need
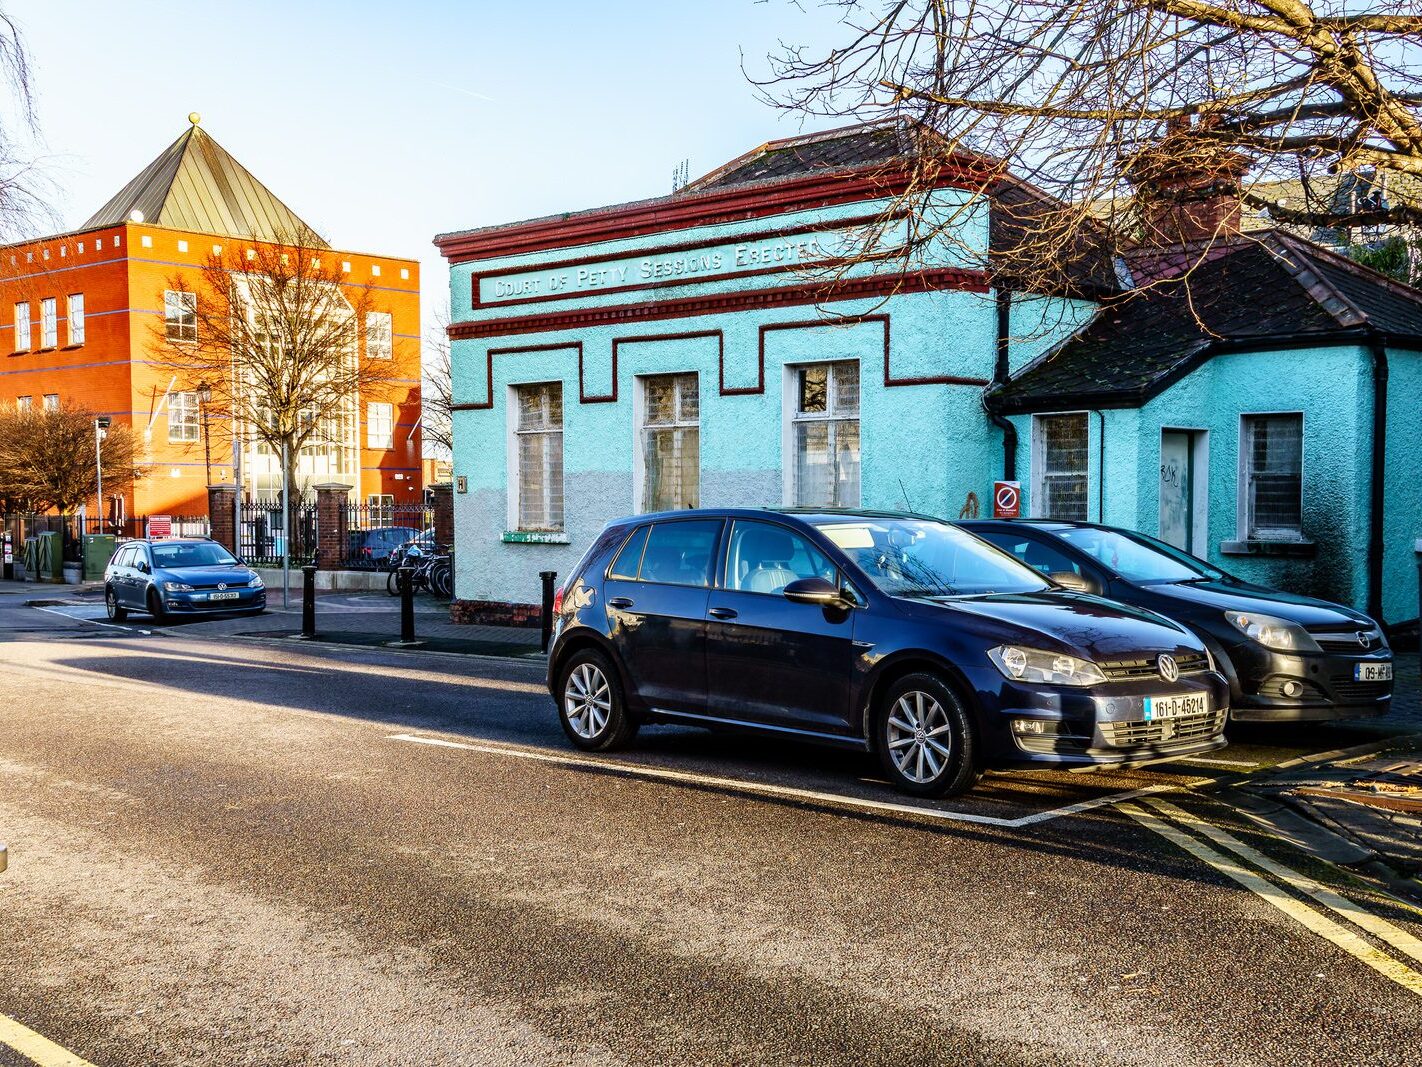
[1122,798,1422,998]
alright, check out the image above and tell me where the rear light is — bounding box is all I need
[552,584,566,615]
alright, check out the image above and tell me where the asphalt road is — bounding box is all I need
[2,597,1421,1066]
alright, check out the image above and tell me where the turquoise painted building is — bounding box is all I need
[435,127,1420,631]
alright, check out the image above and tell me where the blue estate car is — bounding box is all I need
[104,538,266,622]
[547,509,1230,797]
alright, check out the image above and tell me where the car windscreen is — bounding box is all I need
[150,542,241,569]
[1055,527,1225,583]
[815,519,1049,597]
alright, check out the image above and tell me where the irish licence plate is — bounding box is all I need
[1143,692,1208,721]
[1355,662,1392,682]
[210,591,240,601]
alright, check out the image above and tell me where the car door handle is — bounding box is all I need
[708,607,738,620]
[607,597,634,609]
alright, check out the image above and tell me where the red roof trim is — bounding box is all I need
[435,163,988,265]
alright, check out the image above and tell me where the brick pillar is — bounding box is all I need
[430,482,453,548]
[208,484,237,555]
[314,483,352,570]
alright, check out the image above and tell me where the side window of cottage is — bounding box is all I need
[1033,414,1089,520]
[639,373,699,512]
[513,382,564,532]
[790,361,860,507]
[1241,413,1303,540]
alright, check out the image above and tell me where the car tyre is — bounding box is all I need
[146,587,169,624]
[557,648,638,752]
[875,672,982,797]
[105,586,127,622]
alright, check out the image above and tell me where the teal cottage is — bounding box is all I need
[434,124,1420,632]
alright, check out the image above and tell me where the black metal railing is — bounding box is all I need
[238,501,317,568]
[339,502,433,570]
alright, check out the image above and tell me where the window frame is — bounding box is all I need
[784,359,861,508]
[365,311,393,361]
[634,371,700,514]
[1031,412,1090,521]
[42,393,59,412]
[366,401,394,450]
[39,297,57,349]
[1238,411,1305,541]
[164,289,198,343]
[16,395,32,412]
[67,293,85,346]
[13,301,29,353]
[620,518,724,589]
[508,381,565,533]
[167,390,200,443]
[720,518,842,597]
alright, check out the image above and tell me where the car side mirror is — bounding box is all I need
[137,562,150,574]
[783,577,845,606]
[1049,571,1095,594]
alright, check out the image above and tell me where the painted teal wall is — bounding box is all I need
[447,190,1072,604]
[1008,344,1421,624]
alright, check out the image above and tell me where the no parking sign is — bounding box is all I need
[993,481,1021,519]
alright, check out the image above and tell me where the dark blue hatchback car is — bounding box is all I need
[104,538,266,622]
[547,509,1229,796]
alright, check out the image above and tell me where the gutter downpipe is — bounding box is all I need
[1367,337,1389,625]
[987,288,1017,482]
[1092,409,1106,522]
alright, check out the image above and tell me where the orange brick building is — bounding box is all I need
[0,117,422,519]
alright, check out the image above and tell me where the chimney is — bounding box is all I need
[1124,117,1251,247]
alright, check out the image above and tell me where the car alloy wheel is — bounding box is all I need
[556,648,638,752]
[875,672,981,797]
[105,587,127,621]
[885,690,953,785]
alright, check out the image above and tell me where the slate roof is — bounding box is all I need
[682,124,911,191]
[988,230,1422,414]
[84,122,326,246]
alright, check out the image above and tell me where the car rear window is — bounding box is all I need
[608,525,649,580]
[636,521,720,587]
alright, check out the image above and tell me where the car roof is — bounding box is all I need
[127,537,216,545]
[960,519,1079,532]
[606,507,949,528]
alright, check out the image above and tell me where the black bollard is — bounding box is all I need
[539,570,557,653]
[301,564,316,638]
[400,564,416,643]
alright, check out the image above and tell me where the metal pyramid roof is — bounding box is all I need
[82,121,327,247]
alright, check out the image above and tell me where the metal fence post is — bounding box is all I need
[400,565,416,643]
[301,564,317,638]
[540,570,557,653]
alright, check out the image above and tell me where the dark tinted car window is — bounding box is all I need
[978,532,1082,577]
[637,521,720,587]
[151,542,240,569]
[726,520,836,594]
[608,525,649,580]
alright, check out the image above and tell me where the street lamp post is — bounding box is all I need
[197,381,213,486]
[94,416,111,533]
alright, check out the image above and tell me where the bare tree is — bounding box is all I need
[152,228,402,505]
[0,9,52,241]
[757,2,1422,293]
[0,404,144,514]
[423,305,453,459]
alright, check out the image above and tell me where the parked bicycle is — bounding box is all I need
[386,539,453,601]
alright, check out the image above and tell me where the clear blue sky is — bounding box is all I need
[10,0,848,326]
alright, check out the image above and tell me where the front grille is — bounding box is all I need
[1100,709,1226,748]
[1100,651,1210,681]
[1327,676,1392,703]
[1310,630,1383,655]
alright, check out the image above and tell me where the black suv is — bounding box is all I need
[547,509,1228,796]
[961,520,1393,722]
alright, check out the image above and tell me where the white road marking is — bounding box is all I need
[1122,802,1422,998]
[31,605,133,632]
[1178,756,1260,767]
[388,732,1179,828]
[1148,798,1422,966]
[0,1011,97,1067]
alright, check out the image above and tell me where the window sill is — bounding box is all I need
[502,530,570,545]
[1220,539,1316,559]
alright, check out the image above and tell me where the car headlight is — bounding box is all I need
[988,645,1107,687]
[162,581,194,592]
[247,575,264,588]
[1224,610,1321,653]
